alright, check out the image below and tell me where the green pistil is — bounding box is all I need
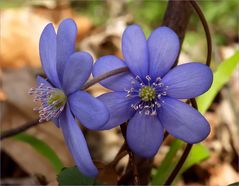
[47,89,67,109]
[139,86,156,102]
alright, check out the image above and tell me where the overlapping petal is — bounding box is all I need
[36,75,53,87]
[62,52,93,95]
[98,92,138,130]
[93,55,136,91]
[157,97,210,143]
[39,23,60,88]
[56,18,77,82]
[59,104,98,177]
[162,63,213,99]
[127,112,164,157]
[68,91,109,130]
[148,26,180,79]
[122,24,148,78]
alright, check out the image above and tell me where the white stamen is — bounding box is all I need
[29,84,66,122]
[125,75,167,116]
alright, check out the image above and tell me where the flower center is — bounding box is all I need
[125,75,168,116]
[29,83,67,122]
[139,86,156,102]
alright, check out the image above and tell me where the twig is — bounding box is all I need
[0,119,41,140]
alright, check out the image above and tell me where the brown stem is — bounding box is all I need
[164,143,193,185]
[118,123,139,185]
[81,67,129,90]
[162,1,193,44]
[109,142,128,168]
[163,131,169,141]
[0,119,41,140]
[162,0,193,67]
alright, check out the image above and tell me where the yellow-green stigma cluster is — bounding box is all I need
[139,86,156,102]
[126,75,169,116]
[29,83,67,122]
[47,90,67,109]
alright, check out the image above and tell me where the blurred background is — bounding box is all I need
[0,0,238,185]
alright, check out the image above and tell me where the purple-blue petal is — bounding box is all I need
[36,76,60,127]
[126,112,164,157]
[68,91,109,130]
[122,24,148,78]
[162,63,213,99]
[157,97,210,143]
[36,75,53,87]
[39,23,60,88]
[59,104,98,177]
[93,55,136,91]
[62,52,93,95]
[148,26,180,79]
[56,18,77,82]
[98,92,138,130]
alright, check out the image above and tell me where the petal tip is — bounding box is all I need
[59,18,77,27]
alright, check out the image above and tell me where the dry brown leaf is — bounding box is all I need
[208,163,239,186]
[0,90,7,102]
[1,101,74,182]
[79,15,131,59]
[2,68,38,118]
[2,139,56,180]
[0,7,92,69]
[1,68,74,182]
[96,164,118,185]
[0,8,49,68]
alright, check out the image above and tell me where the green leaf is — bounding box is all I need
[13,133,63,173]
[57,167,96,185]
[197,51,239,114]
[151,139,184,185]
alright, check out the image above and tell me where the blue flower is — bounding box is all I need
[93,25,213,158]
[29,19,109,176]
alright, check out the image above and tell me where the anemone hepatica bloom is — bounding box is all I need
[29,19,109,176]
[93,25,213,158]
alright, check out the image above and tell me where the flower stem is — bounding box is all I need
[0,118,41,140]
[119,123,139,185]
[81,67,129,90]
[164,143,193,185]
[190,0,212,67]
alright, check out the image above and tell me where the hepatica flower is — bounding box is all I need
[29,19,109,176]
[93,25,213,157]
